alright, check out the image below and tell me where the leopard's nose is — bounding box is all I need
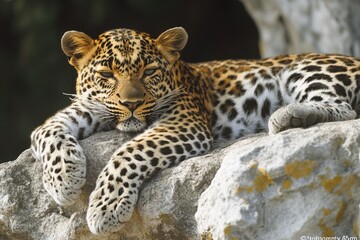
[121,100,144,111]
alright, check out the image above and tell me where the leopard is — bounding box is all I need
[30,26,360,234]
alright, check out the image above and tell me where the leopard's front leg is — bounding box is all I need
[86,120,213,234]
[31,100,110,205]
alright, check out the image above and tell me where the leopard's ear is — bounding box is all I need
[61,31,94,70]
[156,27,188,64]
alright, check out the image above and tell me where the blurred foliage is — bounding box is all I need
[0,0,259,162]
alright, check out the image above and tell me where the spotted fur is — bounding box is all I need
[31,27,360,234]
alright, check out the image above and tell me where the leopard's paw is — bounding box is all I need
[86,166,137,234]
[36,134,86,205]
[268,103,318,135]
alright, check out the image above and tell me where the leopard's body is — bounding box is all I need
[31,27,360,234]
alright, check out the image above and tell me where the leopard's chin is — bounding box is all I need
[116,118,147,132]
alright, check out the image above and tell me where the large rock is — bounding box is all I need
[0,130,223,240]
[196,119,360,239]
[1,119,360,239]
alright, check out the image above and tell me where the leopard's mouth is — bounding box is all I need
[116,117,147,132]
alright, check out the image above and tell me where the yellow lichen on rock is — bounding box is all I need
[254,167,274,192]
[338,174,357,198]
[318,202,347,233]
[236,185,254,194]
[319,220,335,237]
[201,231,213,240]
[335,201,347,224]
[224,225,240,240]
[322,208,331,216]
[237,166,274,194]
[284,159,317,179]
[319,174,358,198]
[353,211,360,237]
[319,209,335,238]
[281,178,292,190]
[224,225,232,236]
[319,175,343,193]
[318,201,347,237]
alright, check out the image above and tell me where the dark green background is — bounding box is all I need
[1,0,259,163]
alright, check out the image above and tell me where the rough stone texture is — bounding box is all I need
[196,119,360,240]
[1,120,360,239]
[240,0,360,58]
[0,130,223,240]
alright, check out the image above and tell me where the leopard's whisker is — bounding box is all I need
[63,93,117,124]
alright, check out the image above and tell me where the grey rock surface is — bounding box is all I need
[196,119,360,240]
[1,120,360,239]
[0,130,223,240]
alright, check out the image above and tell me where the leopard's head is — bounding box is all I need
[61,27,188,132]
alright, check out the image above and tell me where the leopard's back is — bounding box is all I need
[192,53,360,139]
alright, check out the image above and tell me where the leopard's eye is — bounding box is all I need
[143,68,157,76]
[99,71,113,78]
